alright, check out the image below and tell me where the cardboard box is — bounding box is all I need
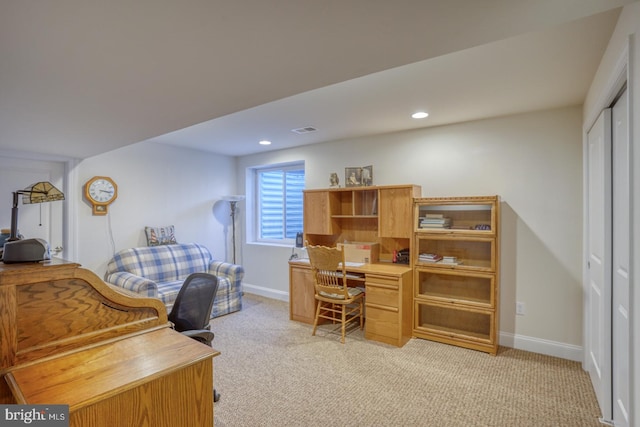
[337,242,380,264]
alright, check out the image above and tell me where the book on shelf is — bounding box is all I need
[420,217,450,223]
[418,253,443,262]
[419,217,451,229]
[441,256,462,265]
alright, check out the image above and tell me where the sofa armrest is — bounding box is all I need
[209,261,245,286]
[104,271,159,297]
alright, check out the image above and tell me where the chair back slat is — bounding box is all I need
[307,245,350,299]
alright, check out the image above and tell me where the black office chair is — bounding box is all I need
[168,272,221,402]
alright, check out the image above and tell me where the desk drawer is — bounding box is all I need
[366,274,400,309]
[365,274,399,289]
[365,305,399,340]
[365,285,398,308]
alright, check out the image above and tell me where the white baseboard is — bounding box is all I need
[242,285,583,362]
[243,283,289,302]
[499,331,583,362]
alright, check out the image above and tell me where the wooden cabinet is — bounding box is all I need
[303,185,421,260]
[6,329,216,427]
[412,196,500,355]
[365,270,413,347]
[378,186,419,238]
[303,190,337,235]
[289,261,316,324]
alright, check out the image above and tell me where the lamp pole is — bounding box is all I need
[9,191,21,241]
[229,200,238,264]
[223,195,245,265]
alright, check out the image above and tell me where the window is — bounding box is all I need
[254,162,304,243]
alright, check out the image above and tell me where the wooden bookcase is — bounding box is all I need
[412,196,500,355]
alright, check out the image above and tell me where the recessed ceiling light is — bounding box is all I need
[411,112,429,119]
[259,140,272,146]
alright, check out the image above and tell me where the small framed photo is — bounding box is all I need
[361,165,373,186]
[345,167,361,187]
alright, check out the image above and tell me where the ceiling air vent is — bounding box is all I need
[291,126,317,134]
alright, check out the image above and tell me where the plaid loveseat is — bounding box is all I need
[104,243,244,318]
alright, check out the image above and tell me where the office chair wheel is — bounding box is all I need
[214,389,221,403]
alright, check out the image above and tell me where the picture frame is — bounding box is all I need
[345,167,361,187]
[361,165,373,186]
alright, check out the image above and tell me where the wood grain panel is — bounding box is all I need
[69,360,213,427]
[365,306,400,346]
[365,285,399,309]
[379,187,416,238]
[0,285,17,369]
[6,328,217,408]
[289,264,316,324]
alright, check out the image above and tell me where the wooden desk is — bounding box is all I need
[289,259,413,347]
[0,259,219,427]
[6,328,218,427]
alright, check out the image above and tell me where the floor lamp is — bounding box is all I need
[223,195,245,264]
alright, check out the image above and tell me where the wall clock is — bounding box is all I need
[84,176,117,215]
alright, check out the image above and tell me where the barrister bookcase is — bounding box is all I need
[412,196,500,355]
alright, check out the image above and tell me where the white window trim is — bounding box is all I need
[248,160,305,246]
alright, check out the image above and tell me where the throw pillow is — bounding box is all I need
[145,225,177,246]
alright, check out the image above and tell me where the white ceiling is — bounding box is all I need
[0,1,634,159]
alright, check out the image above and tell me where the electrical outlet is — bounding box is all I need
[516,302,525,316]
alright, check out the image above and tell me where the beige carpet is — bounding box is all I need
[211,294,601,427]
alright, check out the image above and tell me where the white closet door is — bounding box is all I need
[586,108,612,421]
[612,88,630,427]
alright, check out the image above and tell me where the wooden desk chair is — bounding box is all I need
[307,245,364,344]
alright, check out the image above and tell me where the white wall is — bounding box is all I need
[75,141,237,275]
[583,2,640,422]
[237,106,584,359]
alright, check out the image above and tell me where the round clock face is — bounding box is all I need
[88,178,116,204]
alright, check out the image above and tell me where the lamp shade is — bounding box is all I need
[223,195,245,202]
[8,181,66,242]
[21,182,65,204]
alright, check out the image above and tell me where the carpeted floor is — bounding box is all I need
[210,294,602,427]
